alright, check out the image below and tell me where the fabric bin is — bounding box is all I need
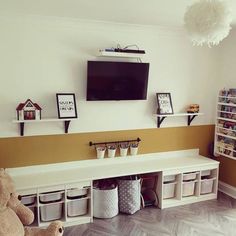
[183,172,197,181]
[163,182,176,199]
[118,179,141,214]
[40,203,63,222]
[39,191,63,203]
[93,186,118,219]
[182,181,196,197]
[201,178,214,194]
[163,175,176,182]
[21,195,36,206]
[67,198,88,217]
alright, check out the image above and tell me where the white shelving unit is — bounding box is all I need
[19,181,93,228]
[214,90,236,160]
[7,149,219,226]
[13,118,78,136]
[157,168,218,209]
[154,113,204,128]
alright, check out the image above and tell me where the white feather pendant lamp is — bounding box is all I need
[184,0,232,47]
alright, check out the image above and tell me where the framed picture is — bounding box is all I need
[156,93,174,115]
[56,93,78,119]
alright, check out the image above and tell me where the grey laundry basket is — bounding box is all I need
[118,178,141,214]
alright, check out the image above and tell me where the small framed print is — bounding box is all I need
[156,93,174,115]
[56,93,78,119]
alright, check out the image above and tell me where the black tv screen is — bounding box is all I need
[86,61,149,101]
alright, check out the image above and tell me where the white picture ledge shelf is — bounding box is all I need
[12,118,78,136]
[154,113,204,128]
[97,51,144,59]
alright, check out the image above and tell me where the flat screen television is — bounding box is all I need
[86,61,149,101]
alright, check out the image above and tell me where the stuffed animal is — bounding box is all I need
[25,221,64,236]
[0,171,25,236]
[0,169,64,236]
[0,168,34,225]
[7,192,35,225]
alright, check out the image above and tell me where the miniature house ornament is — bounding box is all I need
[16,99,42,121]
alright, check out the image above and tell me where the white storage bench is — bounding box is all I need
[7,149,219,227]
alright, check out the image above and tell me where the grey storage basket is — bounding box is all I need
[93,186,119,219]
[118,177,141,214]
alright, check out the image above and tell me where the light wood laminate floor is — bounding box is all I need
[64,193,236,236]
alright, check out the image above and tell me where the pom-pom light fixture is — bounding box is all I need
[184,0,232,47]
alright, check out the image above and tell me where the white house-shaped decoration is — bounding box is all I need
[16,99,42,121]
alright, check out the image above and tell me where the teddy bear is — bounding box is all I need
[0,173,25,236]
[7,192,35,226]
[0,168,34,225]
[25,221,64,236]
[0,168,64,236]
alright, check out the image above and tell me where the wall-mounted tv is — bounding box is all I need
[86,61,149,101]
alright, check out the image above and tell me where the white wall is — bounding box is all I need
[217,29,236,89]
[0,15,219,138]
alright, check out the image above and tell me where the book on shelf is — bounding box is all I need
[219,88,236,97]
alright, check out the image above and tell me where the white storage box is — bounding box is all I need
[163,175,176,182]
[93,187,118,218]
[40,203,63,222]
[201,170,211,177]
[163,182,176,199]
[67,188,87,198]
[201,178,214,194]
[21,195,36,206]
[183,172,197,181]
[39,191,63,203]
[67,199,88,217]
[182,181,196,197]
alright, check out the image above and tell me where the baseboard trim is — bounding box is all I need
[219,181,236,199]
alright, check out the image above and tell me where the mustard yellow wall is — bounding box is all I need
[216,156,236,187]
[0,125,214,168]
[2,125,235,188]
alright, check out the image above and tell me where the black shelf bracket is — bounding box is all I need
[157,117,166,128]
[89,137,141,147]
[188,115,197,126]
[64,120,71,133]
[20,122,24,136]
